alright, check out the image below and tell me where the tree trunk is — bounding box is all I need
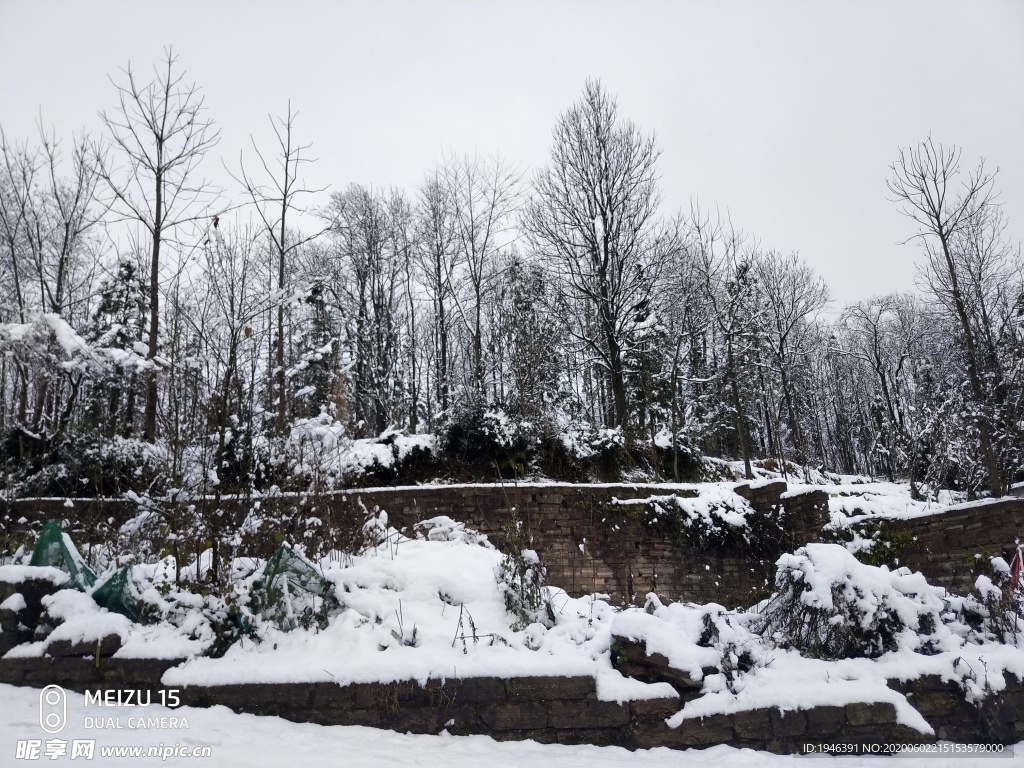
[144,174,163,443]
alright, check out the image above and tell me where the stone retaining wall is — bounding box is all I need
[4,487,1022,607]
[884,498,1024,594]
[325,481,828,607]
[1,658,1020,751]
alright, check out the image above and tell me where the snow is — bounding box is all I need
[670,649,933,732]
[0,592,27,612]
[594,669,677,703]
[2,560,220,662]
[40,313,93,357]
[0,314,164,391]
[825,488,949,526]
[0,321,33,341]
[0,564,71,586]
[160,526,630,690]
[3,483,1022,759]
[612,604,721,683]
[5,590,132,658]
[282,417,437,484]
[609,595,939,730]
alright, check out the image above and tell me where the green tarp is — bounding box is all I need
[249,544,338,631]
[29,521,97,591]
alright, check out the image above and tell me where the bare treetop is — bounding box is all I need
[887,136,997,244]
[97,48,220,235]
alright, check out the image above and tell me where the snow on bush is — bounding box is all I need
[614,486,767,553]
[971,554,1024,644]
[284,416,436,486]
[759,543,951,659]
[660,487,750,531]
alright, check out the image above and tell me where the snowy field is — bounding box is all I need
[2,684,1021,768]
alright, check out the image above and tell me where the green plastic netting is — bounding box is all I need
[249,544,338,631]
[91,565,148,623]
[29,521,97,591]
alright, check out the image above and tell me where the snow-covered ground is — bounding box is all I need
[5,502,1022,723]
[2,684,1021,768]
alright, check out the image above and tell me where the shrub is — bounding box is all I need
[3,435,168,498]
[441,407,535,480]
[495,508,552,631]
[759,543,946,659]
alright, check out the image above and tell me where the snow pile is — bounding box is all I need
[0,564,71,586]
[0,592,28,612]
[10,589,133,652]
[158,521,666,695]
[413,516,492,546]
[611,598,745,685]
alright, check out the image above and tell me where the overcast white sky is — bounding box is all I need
[1,0,1021,307]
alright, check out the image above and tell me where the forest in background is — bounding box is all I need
[2,53,1022,503]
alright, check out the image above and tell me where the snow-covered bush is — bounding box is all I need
[441,407,536,480]
[6,435,168,498]
[609,487,785,559]
[645,489,755,550]
[282,417,437,488]
[759,543,947,659]
[972,555,1024,645]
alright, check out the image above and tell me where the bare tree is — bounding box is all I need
[96,49,220,442]
[414,172,458,419]
[442,154,520,402]
[887,138,1014,494]
[755,250,829,465]
[525,79,661,435]
[232,102,327,431]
